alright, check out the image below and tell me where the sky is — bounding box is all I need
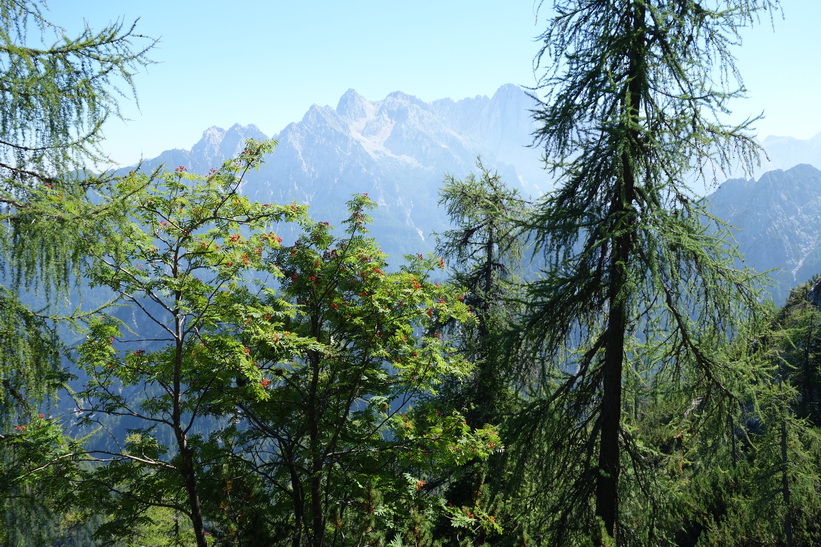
[46,0,821,167]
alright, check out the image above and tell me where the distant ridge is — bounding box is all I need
[758,132,821,175]
[707,163,821,303]
[126,86,821,302]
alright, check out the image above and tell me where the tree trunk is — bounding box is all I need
[593,2,644,540]
[779,379,794,547]
[179,443,209,547]
[307,337,325,546]
[172,293,208,546]
[596,235,628,542]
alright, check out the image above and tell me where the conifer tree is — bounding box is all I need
[0,3,152,542]
[437,161,529,427]
[677,287,821,546]
[0,0,153,184]
[513,1,779,542]
[434,162,530,543]
[0,0,153,420]
[775,277,821,425]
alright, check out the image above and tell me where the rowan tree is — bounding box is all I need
[74,141,304,546]
[221,193,499,545]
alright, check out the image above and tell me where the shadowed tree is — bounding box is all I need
[0,2,152,542]
[509,0,779,543]
[433,162,530,543]
[437,161,530,427]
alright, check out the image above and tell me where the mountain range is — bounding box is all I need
[128,84,821,304]
[708,163,821,303]
[136,84,543,258]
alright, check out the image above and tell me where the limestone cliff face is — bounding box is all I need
[171,86,544,258]
[707,164,821,303]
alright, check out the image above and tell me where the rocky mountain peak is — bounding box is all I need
[191,123,268,168]
[707,163,821,303]
[336,88,371,121]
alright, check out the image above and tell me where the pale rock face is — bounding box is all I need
[138,123,268,175]
[191,123,268,169]
[706,163,821,303]
[125,86,821,302]
[238,85,544,258]
[127,85,544,258]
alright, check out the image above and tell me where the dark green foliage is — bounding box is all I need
[0,2,154,542]
[774,277,821,425]
[509,0,778,542]
[4,2,821,545]
[436,160,529,427]
[433,162,530,545]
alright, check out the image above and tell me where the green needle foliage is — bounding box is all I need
[509,0,779,543]
[0,0,153,419]
[0,3,153,542]
[437,160,530,427]
[0,0,154,184]
[434,162,530,543]
[773,278,821,426]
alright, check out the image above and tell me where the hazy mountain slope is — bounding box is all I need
[124,85,821,303]
[706,163,821,303]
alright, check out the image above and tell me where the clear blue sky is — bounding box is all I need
[47,1,821,167]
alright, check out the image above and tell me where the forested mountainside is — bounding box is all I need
[3,2,820,545]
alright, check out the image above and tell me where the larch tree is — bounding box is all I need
[512,0,779,543]
[0,0,153,420]
[0,2,152,542]
[433,162,530,543]
[436,161,529,428]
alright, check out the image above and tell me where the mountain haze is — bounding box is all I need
[128,85,821,303]
[707,163,821,303]
[758,132,821,175]
[132,85,544,258]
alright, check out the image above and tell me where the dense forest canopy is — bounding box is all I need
[1,1,819,546]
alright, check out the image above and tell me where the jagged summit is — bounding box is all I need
[336,89,370,121]
[126,85,821,299]
[240,85,544,256]
[707,163,821,303]
[191,123,268,164]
